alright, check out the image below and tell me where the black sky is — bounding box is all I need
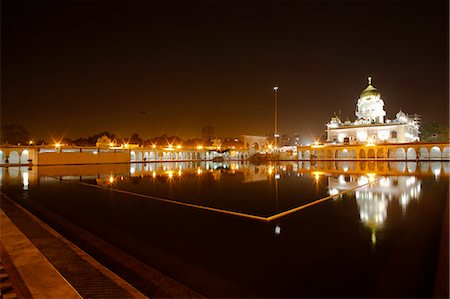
[2,1,449,142]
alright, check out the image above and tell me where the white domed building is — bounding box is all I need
[326,78,420,144]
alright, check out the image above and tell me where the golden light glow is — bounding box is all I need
[124,143,129,148]
[178,169,182,176]
[54,143,61,148]
[312,171,324,181]
[197,167,202,175]
[367,173,376,183]
[197,145,203,150]
[109,142,114,147]
[268,166,274,175]
[152,144,157,149]
[176,145,182,149]
[366,138,375,146]
[29,140,34,145]
[152,171,156,178]
[109,175,115,184]
[167,171,174,179]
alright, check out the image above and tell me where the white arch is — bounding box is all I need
[406,148,416,160]
[20,150,29,164]
[395,148,406,160]
[349,149,356,159]
[137,151,143,161]
[9,151,19,164]
[419,148,429,160]
[341,149,349,159]
[298,151,303,159]
[430,147,441,159]
[442,147,450,159]
[130,151,136,161]
[144,152,149,160]
[0,151,4,163]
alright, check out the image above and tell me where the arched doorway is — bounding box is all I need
[406,148,417,160]
[376,148,385,159]
[20,150,29,164]
[0,151,4,163]
[367,149,375,159]
[442,147,450,159]
[419,148,429,160]
[395,148,406,160]
[130,151,136,161]
[349,149,356,159]
[430,147,441,159]
[359,149,366,159]
[341,149,349,159]
[9,151,19,164]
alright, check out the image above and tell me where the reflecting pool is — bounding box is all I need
[0,161,448,297]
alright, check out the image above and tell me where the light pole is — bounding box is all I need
[273,86,279,151]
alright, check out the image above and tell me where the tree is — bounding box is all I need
[420,122,449,142]
[129,133,143,145]
[0,124,31,145]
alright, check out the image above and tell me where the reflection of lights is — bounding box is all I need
[329,188,339,196]
[197,167,202,175]
[358,176,369,185]
[178,169,182,176]
[109,175,115,184]
[268,167,273,175]
[167,171,173,179]
[130,166,135,174]
[343,165,348,172]
[152,171,156,178]
[197,145,203,150]
[275,174,281,180]
[22,172,29,191]
[367,173,376,183]
[274,225,281,235]
[312,171,323,181]
[379,177,390,187]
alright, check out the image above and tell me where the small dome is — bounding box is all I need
[360,77,381,98]
[396,110,406,119]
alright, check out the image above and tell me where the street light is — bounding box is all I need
[273,86,279,151]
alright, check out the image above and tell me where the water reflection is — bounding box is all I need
[0,161,446,245]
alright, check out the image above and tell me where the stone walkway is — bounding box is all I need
[0,194,145,298]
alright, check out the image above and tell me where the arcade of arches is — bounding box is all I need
[298,143,450,160]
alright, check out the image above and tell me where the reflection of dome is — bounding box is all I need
[360,77,381,98]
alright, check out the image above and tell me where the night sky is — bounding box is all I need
[2,2,448,142]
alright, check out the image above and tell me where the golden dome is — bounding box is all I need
[360,77,381,98]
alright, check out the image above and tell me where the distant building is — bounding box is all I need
[326,78,420,144]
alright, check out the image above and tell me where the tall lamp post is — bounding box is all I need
[273,86,279,151]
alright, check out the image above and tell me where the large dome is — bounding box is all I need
[360,77,381,98]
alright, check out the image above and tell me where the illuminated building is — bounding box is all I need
[326,78,420,144]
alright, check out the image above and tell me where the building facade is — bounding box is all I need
[326,78,420,144]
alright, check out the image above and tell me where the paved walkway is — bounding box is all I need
[0,194,145,298]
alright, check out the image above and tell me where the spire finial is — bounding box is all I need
[368,76,372,85]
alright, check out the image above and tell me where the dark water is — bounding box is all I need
[1,161,448,297]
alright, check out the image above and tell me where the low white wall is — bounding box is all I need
[37,152,130,165]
